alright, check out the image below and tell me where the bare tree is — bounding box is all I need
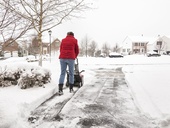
[95,49,102,57]
[155,40,165,54]
[88,40,97,57]
[0,0,93,66]
[79,40,85,56]
[112,43,120,53]
[0,0,31,52]
[102,42,110,57]
[80,35,91,57]
[29,36,40,56]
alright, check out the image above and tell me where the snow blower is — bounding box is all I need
[65,58,84,88]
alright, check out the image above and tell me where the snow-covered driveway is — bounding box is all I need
[29,67,157,128]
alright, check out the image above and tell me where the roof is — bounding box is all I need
[42,43,49,47]
[128,36,158,44]
[162,36,170,43]
[122,36,159,45]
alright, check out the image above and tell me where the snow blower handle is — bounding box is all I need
[76,58,79,65]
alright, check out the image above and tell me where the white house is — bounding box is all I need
[121,36,154,55]
[161,36,170,54]
[147,36,170,54]
[121,35,170,55]
[121,36,132,55]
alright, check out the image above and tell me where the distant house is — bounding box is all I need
[42,43,48,55]
[30,37,61,56]
[0,39,31,57]
[1,37,61,57]
[29,37,60,55]
[18,40,29,56]
[51,38,60,56]
[2,38,19,57]
[121,35,170,55]
[161,36,170,54]
[147,36,170,54]
[122,36,149,55]
[42,38,61,56]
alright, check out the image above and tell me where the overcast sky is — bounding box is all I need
[44,0,170,48]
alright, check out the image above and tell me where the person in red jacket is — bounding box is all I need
[58,32,79,95]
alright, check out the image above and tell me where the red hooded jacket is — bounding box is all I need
[59,35,79,59]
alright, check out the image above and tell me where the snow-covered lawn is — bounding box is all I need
[1,55,170,127]
[124,64,170,118]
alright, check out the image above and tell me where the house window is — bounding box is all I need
[141,43,145,46]
[9,42,14,46]
[123,49,126,52]
[157,41,162,45]
[134,43,138,46]
[44,50,47,54]
[133,49,140,53]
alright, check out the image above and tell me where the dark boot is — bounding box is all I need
[58,84,63,95]
[69,84,74,93]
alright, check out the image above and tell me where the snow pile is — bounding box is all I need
[0,96,30,128]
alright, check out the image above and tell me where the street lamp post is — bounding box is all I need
[48,30,52,62]
[157,36,162,54]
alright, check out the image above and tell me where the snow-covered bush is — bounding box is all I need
[0,64,51,89]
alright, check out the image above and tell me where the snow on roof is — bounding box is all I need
[125,35,159,45]
[164,35,170,39]
[162,36,170,43]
